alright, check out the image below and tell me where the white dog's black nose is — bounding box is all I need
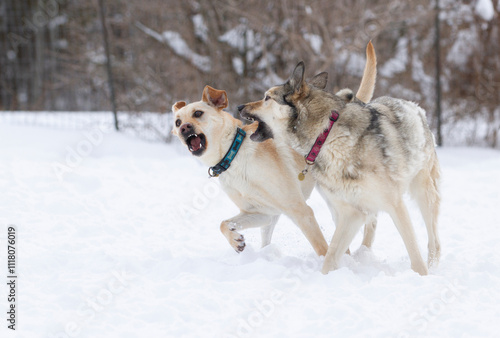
[237,105,245,112]
[180,123,193,135]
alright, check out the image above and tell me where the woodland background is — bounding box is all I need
[1,0,499,147]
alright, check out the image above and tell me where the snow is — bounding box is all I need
[258,72,285,92]
[232,57,244,76]
[219,22,260,64]
[87,49,107,65]
[411,54,435,106]
[161,31,211,72]
[475,0,495,21]
[48,15,68,30]
[447,26,479,71]
[345,52,366,78]
[440,2,475,25]
[1,116,500,337]
[7,50,16,61]
[135,22,211,73]
[303,33,322,55]
[192,14,208,42]
[380,37,408,78]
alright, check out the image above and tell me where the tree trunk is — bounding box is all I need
[98,0,119,130]
[434,0,443,146]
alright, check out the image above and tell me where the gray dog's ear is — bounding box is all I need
[289,61,305,93]
[309,72,328,89]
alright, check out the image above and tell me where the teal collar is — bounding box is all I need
[208,128,246,177]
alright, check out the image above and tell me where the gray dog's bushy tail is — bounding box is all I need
[356,41,377,103]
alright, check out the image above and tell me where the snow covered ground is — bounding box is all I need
[1,118,500,337]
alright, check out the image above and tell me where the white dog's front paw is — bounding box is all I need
[221,220,246,253]
[230,231,246,252]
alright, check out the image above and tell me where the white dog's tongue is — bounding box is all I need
[190,136,201,151]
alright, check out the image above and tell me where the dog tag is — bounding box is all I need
[298,167,309,181]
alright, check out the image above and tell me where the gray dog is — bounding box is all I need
[239,45,440,275]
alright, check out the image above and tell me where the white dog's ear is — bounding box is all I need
[202,85,228,109]
[309,72,328,89]
[289,61,305,93]
[172,101,186,112]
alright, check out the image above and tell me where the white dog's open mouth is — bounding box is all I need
[185,133,207,156]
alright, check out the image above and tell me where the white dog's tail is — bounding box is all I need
[356,41,377,103]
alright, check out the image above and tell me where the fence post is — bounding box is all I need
[97,0,119,131]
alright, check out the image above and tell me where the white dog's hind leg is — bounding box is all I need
[321,202,365,274]
[260,215,280,247]
[220,213,279,252]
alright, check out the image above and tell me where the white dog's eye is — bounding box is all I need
[193,110,204,118]
[265,96,270,101]
[175,119,181,127]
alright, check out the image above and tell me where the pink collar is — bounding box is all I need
[298,110,339,181]
[305,110,339,164]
